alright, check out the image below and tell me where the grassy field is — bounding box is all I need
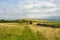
[35,20,60,27]
[0,23,60,40]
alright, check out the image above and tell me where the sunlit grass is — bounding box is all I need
[29,25,60,40]
[0,23,60,40]
[0,23,46,40]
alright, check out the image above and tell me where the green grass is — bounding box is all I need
[37,20,60,27]
[0,24,46,40]
[20,26,46,40]
[40,21,60,28]
[0,22,60,40]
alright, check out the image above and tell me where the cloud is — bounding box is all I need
[25,13,49,19]
[0,10,3,13]
[0,0,60,19]
[15,0,58,18]
[15,0,57,14]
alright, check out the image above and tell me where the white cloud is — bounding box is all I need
[25,13,49,19]
[17,0,57,13]
[0,0,60,19]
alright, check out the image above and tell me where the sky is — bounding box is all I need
[0,0,60,20]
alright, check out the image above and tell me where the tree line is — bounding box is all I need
[0,19,19,23]
[0,19,32,24]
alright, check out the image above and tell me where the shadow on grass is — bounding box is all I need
[36,23,60,28]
